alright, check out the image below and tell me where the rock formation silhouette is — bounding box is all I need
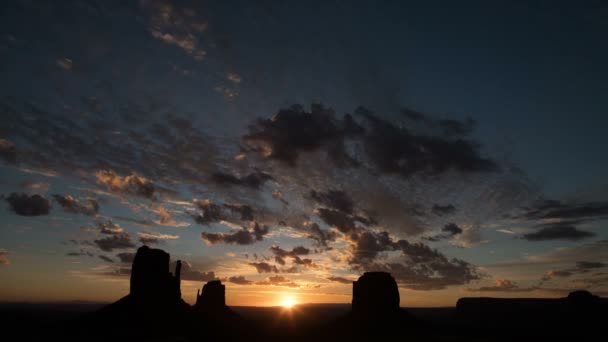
[456,289,605,338]
[195,280,226,311]
[352,271,400,316]
[83,246,191,339]
[130,246,182,304]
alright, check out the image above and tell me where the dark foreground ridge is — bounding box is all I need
[4,246,606,342]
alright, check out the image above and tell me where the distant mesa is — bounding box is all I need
[130,246,181,303]
[195,279,226,312]
[352,272,400,316]
[457,289,605,330]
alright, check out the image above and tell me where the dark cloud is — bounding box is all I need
[401,108,476,137]
[270,245,311,266]
[201,222,269,245]
[5,193,50,216]
[327,276,353,284]
[223,203,254,221]
[116,252,135,264]
[193,199,224,225]
[356,107,496,176]
[466,279,535,292]
[305,223,337,248]
[53,194,99,216]
[316,208,357,233]
[193,200,256,224]
[257,275,299,288]
[311,190,353,214]
[244,104,362,165]
[443,223,463,236]
[423,223,463,242]
[94,233,136,252]
[95,170,155,199]
[541,270,573,282]
[0,138,17,164]
[432,204,456,216]
[576,261,607,269]
[520,200,608,220]
[227,276,253,285]
[99,255,114,263]
[346,229,481,290]
[66,249,94,257]
[211,170,273,188]
[249,262,279,273]
[112,216,155,227]
[523,225,595,241]
[292,256,316,268]
[170,261,217,282]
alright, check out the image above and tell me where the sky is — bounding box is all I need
[1,0,607,307]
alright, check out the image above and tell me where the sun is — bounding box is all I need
[282,296,297,309]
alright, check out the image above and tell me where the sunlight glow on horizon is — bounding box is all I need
[281,296,297,309]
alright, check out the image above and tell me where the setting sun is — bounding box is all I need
[282,296,297,309]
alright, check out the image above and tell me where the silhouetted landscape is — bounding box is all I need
[2,246,605,341]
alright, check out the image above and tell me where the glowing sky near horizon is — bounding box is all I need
[1,0,607,307]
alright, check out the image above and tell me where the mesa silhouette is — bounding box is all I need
[6,245,605,342]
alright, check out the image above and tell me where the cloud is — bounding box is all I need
[346,229,481,290]
[443,223,463,235]
[223,203,254,221]
[541,270,573,282]
[249,262,279,273]
[116,252,135,264]
[327,276,353,284]
[201,222,269,245]
[519,199,608,220]
[143,0,207,60]
[99,255,114,263]
[171,260,216,282]
[269,245,311,266]
[20,181,49,193]
[357,107,497,176]
[432,204,456,216]
[5,193,51,216]
[305,222,338,248]
[522,225,595,241]
[138,231,179,245]
[257,275,299,288]
[53,194,99,216]
[466,279,535,292]
[244,104,362,165]
[316,208,357,233]
[95,170,155,199]
[227,276,253,285]
[66,249,94,257]
[98,220,125,235]
[576,261,607,269]
[211,170,273,189]
[0,249,10,265]
[193,199,225,225]
[311,189,354,214]
[0,138,17,164]
[150,205,188,227]
[94,233,136,252]
[245,104,496,176]
[424,223,463,242]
